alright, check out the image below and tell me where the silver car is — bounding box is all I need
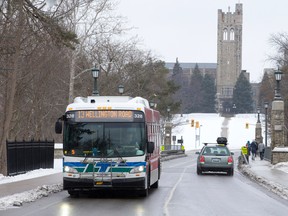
[196,137,234,176]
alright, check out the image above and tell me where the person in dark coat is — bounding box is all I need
[250,140,258,160]
[258,142,265,160]
[246,141,251,156]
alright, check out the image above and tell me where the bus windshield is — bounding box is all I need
[63,122,145,158]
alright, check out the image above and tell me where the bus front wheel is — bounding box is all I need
[68,190,79,198]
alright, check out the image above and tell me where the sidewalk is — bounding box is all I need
[0,172,62,198]
[239,156,288,199]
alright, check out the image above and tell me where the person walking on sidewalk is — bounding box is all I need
[258,142,265,160]
[241,144,250,164]
[250,140,258,160]
[246,141,251,156]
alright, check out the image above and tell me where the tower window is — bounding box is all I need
[223,28,228,40]
[230,29,234,40]
[221,87,233,96]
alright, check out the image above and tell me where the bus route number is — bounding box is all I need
[66,113,75,119]
[134,113,143,119]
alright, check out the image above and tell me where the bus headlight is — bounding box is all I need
[64,166,78,174]
[130,165,144,174]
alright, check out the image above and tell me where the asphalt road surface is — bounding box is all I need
[3,151,288,216]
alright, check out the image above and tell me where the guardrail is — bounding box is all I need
[161,145,185,154]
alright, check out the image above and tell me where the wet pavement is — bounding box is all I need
[0,154,288,200]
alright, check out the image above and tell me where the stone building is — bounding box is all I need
[216,3,244,112]
[166,3,260,114]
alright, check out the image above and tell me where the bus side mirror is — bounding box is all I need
[147,142,155,153]
[55,120,62,134]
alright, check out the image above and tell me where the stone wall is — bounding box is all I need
[271,149,288,165]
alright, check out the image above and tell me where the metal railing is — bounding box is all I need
[161,145,185,154]
[6,139,54,176]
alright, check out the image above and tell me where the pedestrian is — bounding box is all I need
[258,142,265,160]
[241,143,249,164]
[250,140,258,160]
[246,141,251,156]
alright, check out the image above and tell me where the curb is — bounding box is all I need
[238,163,288,200]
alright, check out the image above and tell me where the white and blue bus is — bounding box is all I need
[55,96,161,196]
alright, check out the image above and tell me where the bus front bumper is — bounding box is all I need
[63,177,146,191]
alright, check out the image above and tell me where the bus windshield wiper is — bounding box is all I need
[107,139,125,163]
[82,151,92,163]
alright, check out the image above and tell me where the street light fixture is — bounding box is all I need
[274,67,283,100]
[118,85,124,95]
[264,102,269,148]
[91,66,100,96]
[149,100,155,108]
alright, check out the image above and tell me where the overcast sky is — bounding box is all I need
[117,0,288,82]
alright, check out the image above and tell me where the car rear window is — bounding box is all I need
[202,146,229,156]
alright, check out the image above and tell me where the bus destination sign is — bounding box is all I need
[66,110,144,122]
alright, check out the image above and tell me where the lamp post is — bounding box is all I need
[167,106,171,122]
[118,85,124,95]
[255,106,262,144]
[232,103,236,114]
[91,66,100,96]
[165,106,172,146]
[257,107,261,123]
[271,67,286,164]
[274,67,283,100]
[264,102,269,148]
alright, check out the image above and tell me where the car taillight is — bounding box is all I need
[200,156,205,164]
[228,156,233,164]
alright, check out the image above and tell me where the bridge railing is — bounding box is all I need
[161,144,185,155]
[6,139,54,176]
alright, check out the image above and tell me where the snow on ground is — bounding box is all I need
[0,159,62,185]
[273,162,288,172]
[0,184,62,210]
[1,113,288,210]
[172,113,260,151]
[239,160,288,200]
[0,159,63,210]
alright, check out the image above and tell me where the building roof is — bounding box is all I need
[165,62,217,70]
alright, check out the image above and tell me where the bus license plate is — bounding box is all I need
[95,181,103,185]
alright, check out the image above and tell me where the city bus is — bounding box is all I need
[55,96,161,196]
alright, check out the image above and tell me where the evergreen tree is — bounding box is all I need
[202,74,216,113]
[172,57,183,75]
[233,72,254,113]
[187,64,204,113]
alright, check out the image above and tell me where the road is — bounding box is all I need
[3,151,288,216]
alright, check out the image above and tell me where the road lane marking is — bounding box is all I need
[163,166,191,216]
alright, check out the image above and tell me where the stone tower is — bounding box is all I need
[216,4,243,112]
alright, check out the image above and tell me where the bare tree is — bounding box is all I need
[0,0,77,175]
[268,32,288,141]
[59,0,127,103]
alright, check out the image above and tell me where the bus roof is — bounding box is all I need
[66,96,151,112]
